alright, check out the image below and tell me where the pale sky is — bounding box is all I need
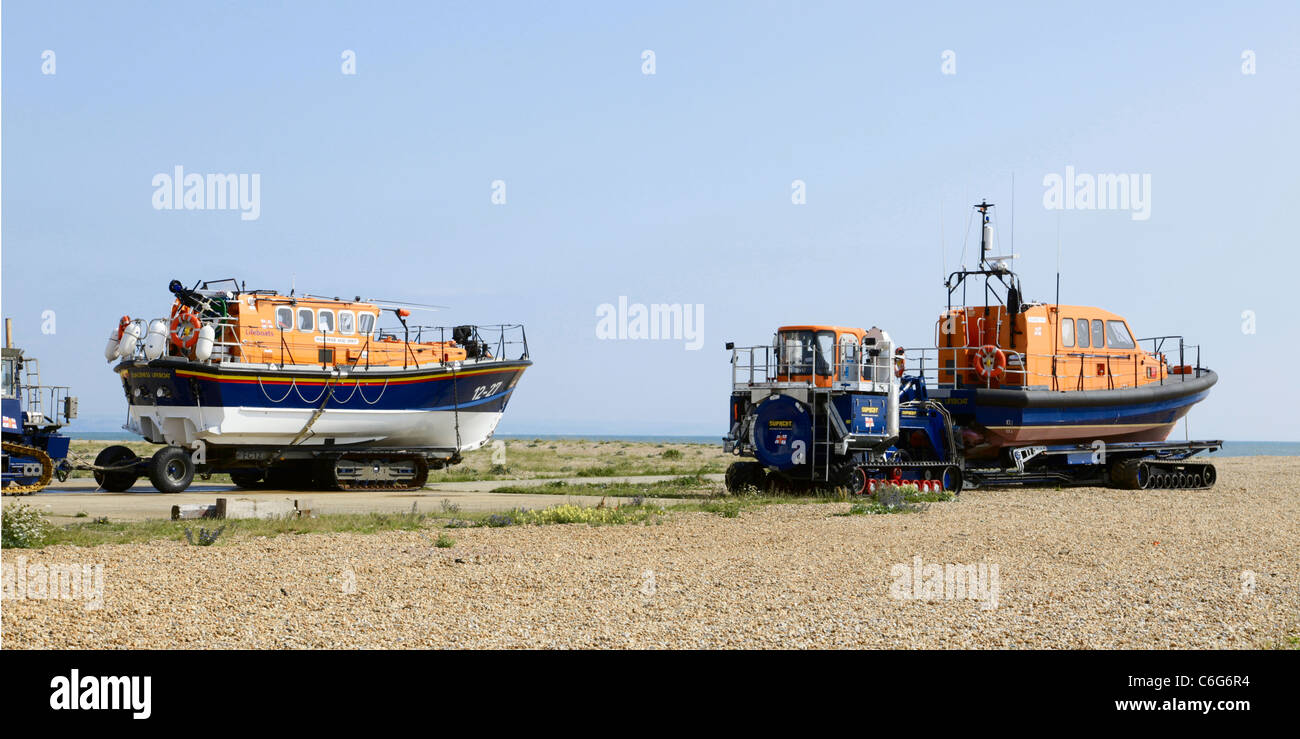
[3,1,1298,439]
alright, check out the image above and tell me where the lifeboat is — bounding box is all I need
[908,202,1216,460]
[103,278,530,491]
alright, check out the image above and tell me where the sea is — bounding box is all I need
[65,431,1300,456]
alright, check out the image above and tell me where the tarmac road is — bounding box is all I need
[12,474,724,522]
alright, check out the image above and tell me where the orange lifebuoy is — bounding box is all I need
[170,308,201,350]
[894,347,906,378]
[116,315,131,340]
[971,344,1007,380]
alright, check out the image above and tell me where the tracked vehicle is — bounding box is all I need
[723,202,1219,494]
[2,319,77,495]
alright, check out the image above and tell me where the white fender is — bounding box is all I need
[144,319,168,360]
[104,330,121,362]
[194,324,215,361]
[117,320,143,358]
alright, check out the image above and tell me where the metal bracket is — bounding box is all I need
[1011,445,1047,472]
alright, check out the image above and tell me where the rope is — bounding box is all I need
[450,363,462,452]
[358,377,390,405]
[257,375,294,403]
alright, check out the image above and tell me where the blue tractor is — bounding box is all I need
[723,324,963,495]
[2,319,77,495]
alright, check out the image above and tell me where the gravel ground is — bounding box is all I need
[3,456,1297,649]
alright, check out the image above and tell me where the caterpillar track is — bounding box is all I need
[2,441,54,496]
[329,454,430,491]
[1111,458,1217,490]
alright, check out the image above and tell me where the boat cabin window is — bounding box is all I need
[318,310,335,333]
[1076,318,1090,348]
[1061,318,1075,348]
[358,313,375,336]
[1091,319,1105,348]
[1,358,15,398]
[297,308,314,332]
[1106,320,1135,349]
[338,311,356,335]
[275,306,293,331]
[777,330,834,376]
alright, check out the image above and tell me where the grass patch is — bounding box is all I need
[491,473,719,498]
[37,510,438,548]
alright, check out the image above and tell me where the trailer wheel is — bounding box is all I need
[93,445,140,493]
[229,470,264,489]
[148,446,195,494]
[1200,465,1216,488]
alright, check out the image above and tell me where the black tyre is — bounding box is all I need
[93,445,140,492]
[1200,465,1216,488]
[148,446,195,494]
[940,465,963,494]
[829,462,867,495]
[229,469,264,489]
[724,461,765,493]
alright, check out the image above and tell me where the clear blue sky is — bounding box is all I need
[3,1,1298,439]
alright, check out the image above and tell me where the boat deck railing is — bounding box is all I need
[174,316,529,371]
[898,335,1207,392]
[731,335,1207,394]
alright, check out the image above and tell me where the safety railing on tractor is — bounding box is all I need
[729,343,895,389]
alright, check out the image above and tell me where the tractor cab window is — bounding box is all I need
[1,358,15,398]
[1106,320,1135,349]
[777,330,835,376]
[837,334,859,382]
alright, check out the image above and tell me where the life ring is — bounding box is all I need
[893,347,906,378]
[971,344,1006,380]
[116,315,131,340]
[170,309,201,350]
